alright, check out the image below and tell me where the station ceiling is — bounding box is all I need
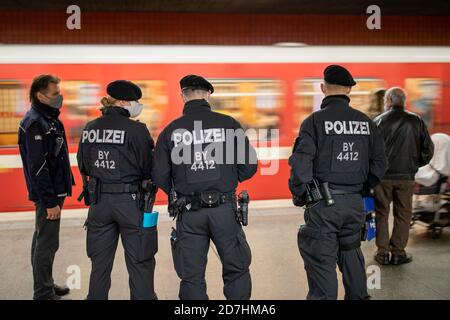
[1,0,449,15]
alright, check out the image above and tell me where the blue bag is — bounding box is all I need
[363,196,376,241]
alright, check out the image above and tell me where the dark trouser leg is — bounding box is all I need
[86,203,119,300]
[298,203,339,300]
[172,211,210,300]
[338,194,369,300]
[209,205,252,300]
[391,181,414,256]
[374,181,394,255]
[338,235,369,300]
[298,230,339,300]
[117,200,158,300]
[32,199,62,300]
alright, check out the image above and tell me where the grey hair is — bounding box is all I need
[385,87,407,107]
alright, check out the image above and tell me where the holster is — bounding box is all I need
[87,178,99,205]
[168,197,187,220]
[141,180,158,212]
[77,174,92,206]
[236,190,250,226]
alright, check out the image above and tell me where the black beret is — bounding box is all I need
[324,65,356,87]
[107,80,142,101]
[180,74,214,93]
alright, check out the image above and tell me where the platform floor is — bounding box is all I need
[0,202,449,300]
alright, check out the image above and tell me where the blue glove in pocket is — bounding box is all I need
[143,211,159,228]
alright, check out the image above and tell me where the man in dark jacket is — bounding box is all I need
[373,87,434,265]
[18,74,74,300]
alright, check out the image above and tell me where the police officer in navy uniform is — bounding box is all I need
[19,74,73,300]
[289,65,386,300]
[77,80,157,300]
[152,75,257,300]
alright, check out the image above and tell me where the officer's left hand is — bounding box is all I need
[292,195,306,207]
[47,205,61,220]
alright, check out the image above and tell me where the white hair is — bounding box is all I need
[385,87,407,106]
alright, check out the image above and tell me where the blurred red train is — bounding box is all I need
[0,45,449,212]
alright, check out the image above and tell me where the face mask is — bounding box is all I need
[44,94,64,109]
[124,101,144,118]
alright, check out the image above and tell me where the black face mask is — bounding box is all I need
[43,94,64,109]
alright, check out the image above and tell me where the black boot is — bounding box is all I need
[54,284,70,296]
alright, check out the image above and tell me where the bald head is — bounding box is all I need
[385,87,407,109]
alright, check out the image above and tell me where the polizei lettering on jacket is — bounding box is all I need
[172,128,226,147]
[324,121,370,135]
[81,129,126,144]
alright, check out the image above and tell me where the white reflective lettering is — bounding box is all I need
[82,129,125,144]
[82,130,88,143]
[324,121,333,134]
[324,121,370,135]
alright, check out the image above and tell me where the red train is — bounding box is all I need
[0,45,449,212]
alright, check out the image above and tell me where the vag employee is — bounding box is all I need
[152,75,258,300]
[288,65,386,300]
[77,80,158,300]
[19,74,74,300]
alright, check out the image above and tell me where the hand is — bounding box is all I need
[292,195,306,207]
[47,205,61,220]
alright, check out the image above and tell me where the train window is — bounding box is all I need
[208,79,283,141]
[0,81,25,147]
[405,78,441,129]
[60,81,101,145]
[131,80,168,138]
[294,78,385,133]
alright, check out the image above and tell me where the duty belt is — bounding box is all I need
[100,182,140,194]
[179,191,235,209]
[329,189,361,195]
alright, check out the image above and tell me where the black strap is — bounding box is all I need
[100,183,140,193]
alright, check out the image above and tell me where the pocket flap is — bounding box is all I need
[300,225,321,240]
[200,191,220,207]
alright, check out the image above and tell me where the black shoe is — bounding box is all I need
[390,253,413,265]
[374,253,390,265]
[54,284,70,296]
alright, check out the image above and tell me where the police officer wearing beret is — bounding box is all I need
[19,74,74,300]
[78,80,157,300]
[152,75,257,300]
[289,65,386,300]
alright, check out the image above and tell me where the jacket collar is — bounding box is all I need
[32,100,60,119]
[320,95,350,109]
[101,106,131,117]
[183,99,212,115]
[390,104,405,111]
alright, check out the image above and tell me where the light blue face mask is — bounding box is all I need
[124,101,144,118]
